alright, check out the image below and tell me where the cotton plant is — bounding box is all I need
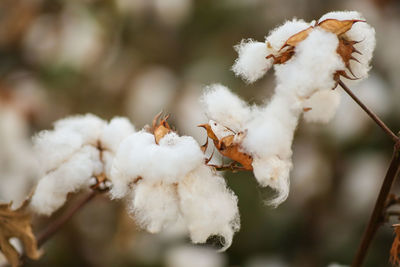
[200,11,375,206]
[30,114,135,215]
[110,114,240,250]
[1,10,388,267]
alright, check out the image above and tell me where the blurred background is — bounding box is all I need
[1,0,400,266]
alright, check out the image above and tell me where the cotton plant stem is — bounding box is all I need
[36,190,97,247]
[352,145,400,267]
[338,80,399,143]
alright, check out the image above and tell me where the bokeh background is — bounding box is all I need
[1,0,400,266]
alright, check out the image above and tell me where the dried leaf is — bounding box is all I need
[199,123,253,170]
[0,201,40,267]
[153,113,172,144]
[318,19,364,36]
[391,224,400,266]
[281,26,314,49]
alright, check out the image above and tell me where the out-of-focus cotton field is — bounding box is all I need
[1,0,400,266]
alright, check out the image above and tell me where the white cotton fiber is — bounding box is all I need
[31,114,136,215]
[318,10,364,23]
[242,91,301,160]
[33,129,84,173]
[303,89,341,123]
[266,19,311,52]
[31,145,102,215]
[129,181,181,233]
[274,29,344,98]
[53,114,105,146]
[178,165,240,251]
[100,117,136,152]
[232,40,272,83]
[110,131,204,198]
[201,84,252,132]
[252,156,292,207]
[318,11,375,80]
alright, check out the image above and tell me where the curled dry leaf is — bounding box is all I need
[199,123,253,170]
[391,224,400,266]
[267,18,364,79]
[0,200,40,267]
[152,112,173,144]
[318,19,364,36]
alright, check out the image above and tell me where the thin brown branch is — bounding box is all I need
[36,190,97,247]
[338,80,399,143]
[386,211,400,219]
[352,144,400,267]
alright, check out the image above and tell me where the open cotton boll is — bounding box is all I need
[274,29,344,98]
[232,40,273,83]
[243,92,301,160]
[252,156,292,207]
[178,165,240,251]
[53,114,106,146]
[33,129,84,173]
[100,117,136,176]
[100,117,135,152]
[302,90,341,123]
[266,19,311,52]
[31,145,102,215]
[318,11,375,80]
[129,181,181,234]
[110,131,204,198]
[201,84,252,132]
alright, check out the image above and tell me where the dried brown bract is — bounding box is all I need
[199,122,253,170]
[0,200,40,267]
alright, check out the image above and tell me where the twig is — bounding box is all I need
[338,80,399,143]
[36,190,97,247]
[352,145,400,267]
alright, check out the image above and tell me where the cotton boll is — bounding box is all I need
[153,0,193,27]
[302,90,341,123]
[110,131,204,198]
[129,181,180,233]
[318,11,375,80]
[31,145,101,215]
[165,245,226,267]
[344,22,375,80]
[54,114,105,146]
[266,19,311,52]
[126,67,178,127]
[274,29,344,98]
[232,40,273,83]
[100,117,135,152]
[243,92,301,160]
[201,84,252,132]
[178,166,240,251]
[33,129,84,173]
[252,156,292,207]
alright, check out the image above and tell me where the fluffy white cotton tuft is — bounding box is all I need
[31,145,102,215]
[110,131,204,198]
[31,114,135,215]
[178,165,240,251]
[266,19,311,52]
[274,29,344,98]
[232,40,272,83]
[128,181,181,233]
[318,11,375,80]
[303,90,341,123]
[201,84,252,132]
[53,114,105,145]
[252,157,292,206]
